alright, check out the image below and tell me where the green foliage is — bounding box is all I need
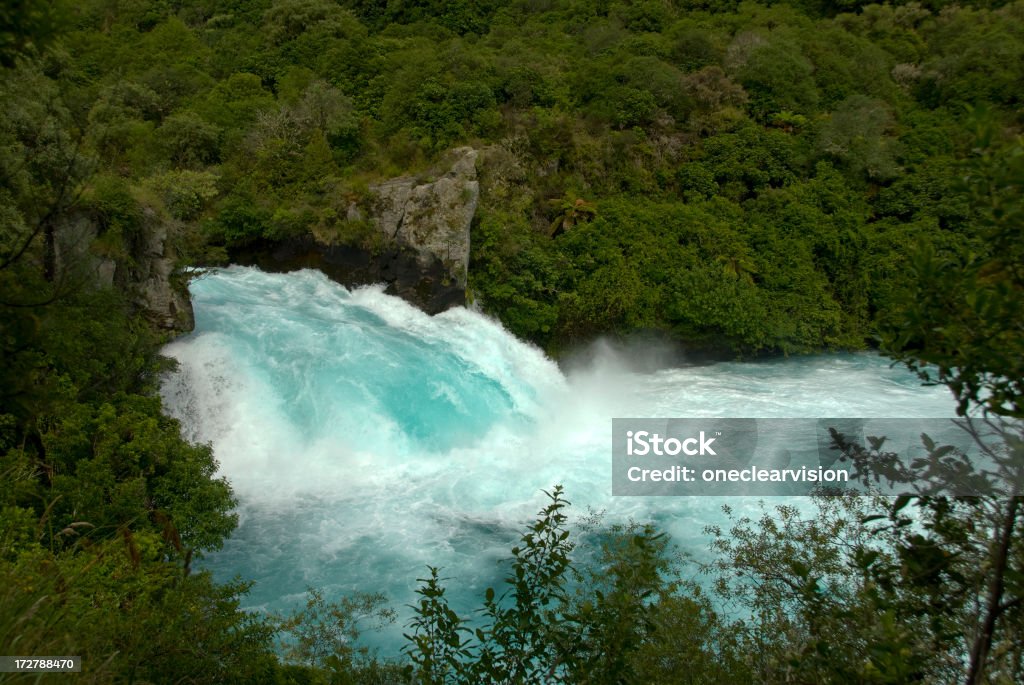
[880,130,1024,418]
[85,176,146,260]
[383,74,498,150]
[734,36,819,121]
[547,194,597,237]
[159,111,222,167]
[915,4,1024,108]
[404,486,746,684]
[0,545,281,684]
[474,192,872,353]
[567,522,680,683]
[403,567,469,683]
[344,0,500,35]
[403,487,576,683]
[817,95,900,181]
[699,122,801,198]
[474,485,575,681]
[265,0,364,47]
[706,495,960,682]
[0,273,264,682]
[144,169,221,221]
[199,72,275,130]
[278,587,396,673]
[208,193,272,245]
[469,210,563,343]
[0,0,67,67]
[18,0,1019,356]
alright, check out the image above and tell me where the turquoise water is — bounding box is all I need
[159,266,958,657]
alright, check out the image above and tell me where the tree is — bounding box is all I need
[403,486,743,684]
[0,0,65,67]
[819,128,1024,683]
[159,111,221,168]
[277,587,396,673]
[706,496,950,683]
[548,196,597,238]
[880,129,1024,419]
[817,95,900,182]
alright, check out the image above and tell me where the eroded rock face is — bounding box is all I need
[368,146,477,288]
[129,210,194,332]
[53,210,194,333]
[53,214,116,289]
[233,146,479,314]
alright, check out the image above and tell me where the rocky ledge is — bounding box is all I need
[232,146,479,314]
[54,147,480,332]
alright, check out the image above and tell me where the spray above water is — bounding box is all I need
[160,266,958,655]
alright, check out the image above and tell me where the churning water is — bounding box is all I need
[160,266,958,656]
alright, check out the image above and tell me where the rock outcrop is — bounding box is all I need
[368,146,477,288]
[54,209,194,332]
[53,147,480,334]
[129,210,194,331]
[233,146,479,314]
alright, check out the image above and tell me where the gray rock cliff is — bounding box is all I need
[130,210,194,331]
[234,146,479,313]
[54,209,194,332]
[368,146,477,288]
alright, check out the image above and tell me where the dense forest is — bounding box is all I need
[1,0,1022,683]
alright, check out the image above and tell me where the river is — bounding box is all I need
[159,266,958,657]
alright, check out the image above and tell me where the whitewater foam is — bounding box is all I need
[160,266,959,655]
